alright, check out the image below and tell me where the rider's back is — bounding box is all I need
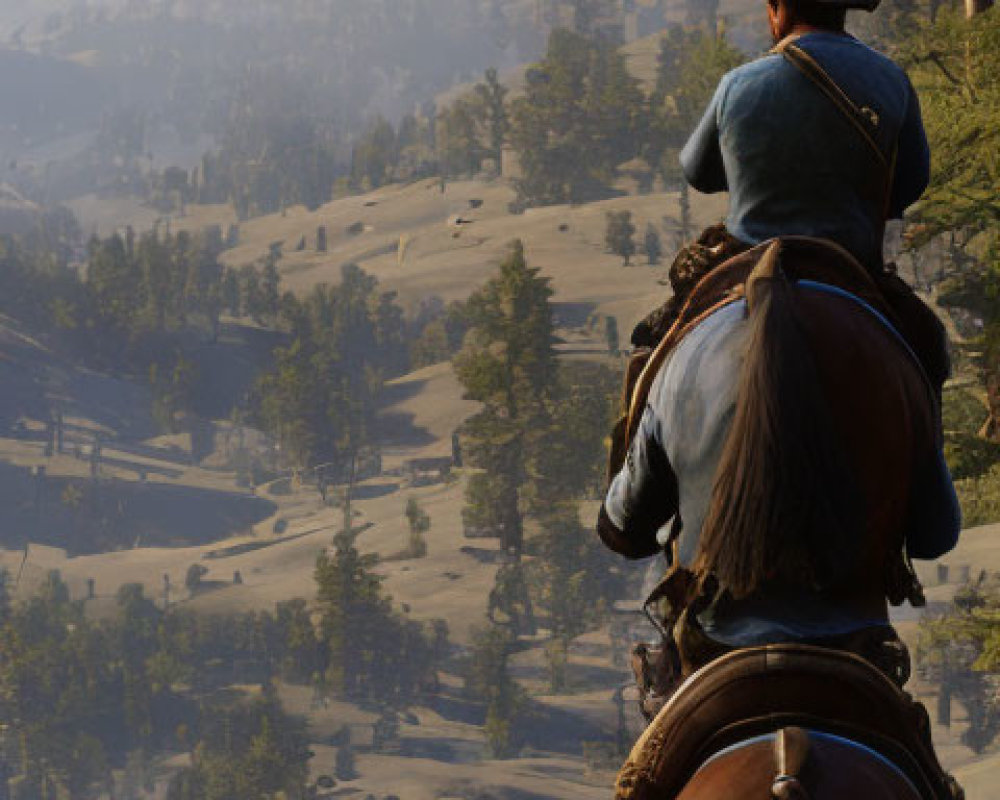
[680,32,929,270]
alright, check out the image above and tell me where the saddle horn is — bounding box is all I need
[772,727,812,800]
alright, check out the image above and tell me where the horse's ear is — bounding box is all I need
[746,239,784,312]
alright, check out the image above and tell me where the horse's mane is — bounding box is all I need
[694,263,864,599]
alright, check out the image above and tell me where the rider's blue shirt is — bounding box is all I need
[680,31,930,269]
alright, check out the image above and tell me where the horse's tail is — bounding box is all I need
[695,240,862,599]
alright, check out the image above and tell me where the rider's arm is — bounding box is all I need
[599,403,679,560]
[905,448,961,560]
[888,76,930,220]
[679,77,730,194]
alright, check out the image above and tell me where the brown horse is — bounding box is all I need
[617,643,955,799]
[676,729,923,800]
[602,239,961,799]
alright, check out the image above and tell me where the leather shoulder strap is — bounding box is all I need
[772,40,888,170]
[772,39,898,219]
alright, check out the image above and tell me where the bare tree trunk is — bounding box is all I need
[343,451,357,538]
[679,181,692,245]
[966,0,994,18]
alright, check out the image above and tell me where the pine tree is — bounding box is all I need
[605,210,637,265]
[605,316,620,355]
[467,623,526,758]
[455,240,555,562]
[529,502,624,691]
[437,98,484,177]
[404,497,431,558]
[509,29,644,205]
[474,67,510,170]
[644,223,663,265]
[260,255,281,323]
[314,532,390,697]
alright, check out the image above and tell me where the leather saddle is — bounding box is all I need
[615,644,957,800]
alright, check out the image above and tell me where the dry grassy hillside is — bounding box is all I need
[7,172,1000,797]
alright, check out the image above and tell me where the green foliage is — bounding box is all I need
[954,462,1000,527]
[918,573,1000,752]
[437,98,486,178]
[647,25,745,183]
[509,29,646,205]
[946,433,1000,480]
[605,315,620,355]
[487,561,535,633]
[185,563,209,592]
[405,497,431,558]
[253,265,404,469]
[528,502,625,644]
[644,223,663,265]
[81,227,236,376]
[901,11,1000,398]
[456,240,556,562]
[314,532,444,703]
[941,387,1000,480]
[474,67,510,169]
[352,116,399,190]
[0,544,448,794]
[467,623,526,758]
[605,210,637,265]
[903,9,1000,253]
[198,79,339,218]
[166,694,310,800]
[529,360,620,507]
[0,209,84,332]
[150,352,197,433]
[457,244,623,651]
[335,744,357,781]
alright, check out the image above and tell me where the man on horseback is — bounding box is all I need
[598,1,963,782]
[598,4,965,780]
[632,0,950,393]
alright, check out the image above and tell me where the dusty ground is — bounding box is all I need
[7,176,1000,798]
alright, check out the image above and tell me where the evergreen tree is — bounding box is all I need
[644,223,663,265]
[529,501,624,691]
[404,497,431,558]
[467,623,526,758]
[455,240,556,561]
[437,98,484,177]
[918,574,1000,752]
[647,25,744,187]
[605,210,637,265]
[474,67,510,170]
[260,255,281,323]
[509,29,645,205]
[605,316,620,355]
[314,532,391,697]
[352,116,398,190]
[901,11,1000,432]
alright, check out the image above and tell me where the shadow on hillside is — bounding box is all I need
[0,319,284,446]
[520,703,611,755]
[459,546,504,565]
[378,377,438,449]
[552,301,598,329]
[428,687,609,757]
[353,482,400,501]
[186,323,283,420]
[0,462,276,555]
[510,659,626,693]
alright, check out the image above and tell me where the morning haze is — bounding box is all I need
[0,1,997,798]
